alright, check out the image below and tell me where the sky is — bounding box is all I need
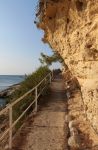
[0,0,60,75]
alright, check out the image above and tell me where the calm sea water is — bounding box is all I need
[0,75,25,107]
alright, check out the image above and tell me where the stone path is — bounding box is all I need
[13,75,68,150]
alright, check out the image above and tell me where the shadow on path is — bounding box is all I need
[13,75,68,150]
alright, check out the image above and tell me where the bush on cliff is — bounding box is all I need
[10,66,50,101]
[8,66,50,129]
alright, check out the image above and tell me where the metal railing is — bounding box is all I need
[0,72,52,149]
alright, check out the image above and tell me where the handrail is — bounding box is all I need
[11,73,51,107]
[0,72,52,149]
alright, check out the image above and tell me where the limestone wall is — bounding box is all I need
[36,0,98,132]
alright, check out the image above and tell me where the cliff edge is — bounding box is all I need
[36,0,98,134]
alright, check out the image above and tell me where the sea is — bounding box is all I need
[0,75,25,108]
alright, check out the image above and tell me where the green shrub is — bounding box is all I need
[8,66,50,129]
[10,66,50,101]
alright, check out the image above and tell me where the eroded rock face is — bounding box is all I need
[36,0,98,132]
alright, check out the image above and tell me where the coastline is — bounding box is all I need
[0,84,20,98]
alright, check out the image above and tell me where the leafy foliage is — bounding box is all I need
[8,66,50,129]
[10,66,50,102]
[39,52,64,66]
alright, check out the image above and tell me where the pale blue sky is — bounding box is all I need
[0,0,60,75]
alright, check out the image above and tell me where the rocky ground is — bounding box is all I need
[63,70,98,150]
[0,84,20,98]
[67,89,98,150]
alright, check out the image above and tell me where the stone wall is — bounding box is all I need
[36,0,98,132]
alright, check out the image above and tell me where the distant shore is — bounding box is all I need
[0,84,20,98]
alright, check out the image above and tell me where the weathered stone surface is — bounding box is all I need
[68,90,98,149]
[37,0,98,133]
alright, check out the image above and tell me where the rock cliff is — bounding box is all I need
[36,0,98,133]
